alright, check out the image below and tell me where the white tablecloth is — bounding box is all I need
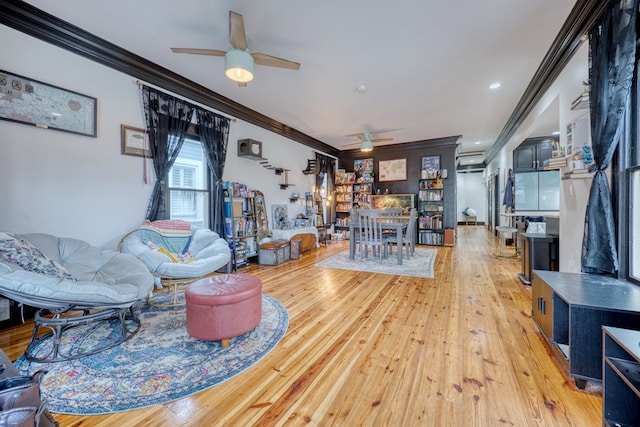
[270,226,319,247]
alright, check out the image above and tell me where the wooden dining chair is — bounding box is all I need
[381,207,402,221]
[381,207,403,236]
[358,209,388,262]
[386,208,417,259]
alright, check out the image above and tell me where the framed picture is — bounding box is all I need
[271,204,289,230]
[378,158,407,182]
[121,125,150,157]
[421,155,440,172]
[0,69,97,137]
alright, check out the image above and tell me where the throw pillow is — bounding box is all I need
[139,220,192,255]
[0,232,75,281]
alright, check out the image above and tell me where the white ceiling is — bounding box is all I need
[25,0,576,166]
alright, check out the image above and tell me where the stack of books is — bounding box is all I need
[543,157,567,170]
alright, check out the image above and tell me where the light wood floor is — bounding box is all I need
[0,226,601,426]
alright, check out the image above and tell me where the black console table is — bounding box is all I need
[532,270,640,388]
[518,233,558,285]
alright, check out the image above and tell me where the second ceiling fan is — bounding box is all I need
[171,11,300,86]
[346,133,394,152]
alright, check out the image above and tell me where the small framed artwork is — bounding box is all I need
[271,204,289,230]
[378,158,407,182]
[121,125,150,157]
[421,155,440,172]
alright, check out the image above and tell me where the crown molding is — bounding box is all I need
[0,0,340,157]
[485,0,608,163]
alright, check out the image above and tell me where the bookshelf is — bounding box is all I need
[418,177,445,246]
[223,182,259,270]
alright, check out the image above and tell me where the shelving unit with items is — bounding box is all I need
[223,182,259,270]
[334,171,355,235]
[353,182,372,209]
[418,177,445,246]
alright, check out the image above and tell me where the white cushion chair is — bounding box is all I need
[0,232,154,362]
[118,220,231,306]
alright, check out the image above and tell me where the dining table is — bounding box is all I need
[348,218,408,265]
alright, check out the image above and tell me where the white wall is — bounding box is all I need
[487,42,591,272]
[224,123,321,226]
[456,171,486,223]
[0,25,323,249]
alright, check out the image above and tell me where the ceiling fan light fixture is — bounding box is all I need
[360,139,374,152]
[225,49,254,83]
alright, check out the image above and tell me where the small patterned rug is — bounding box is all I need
[316,247,437,278]
[14,293,288,415]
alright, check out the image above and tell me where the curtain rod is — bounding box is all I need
[135,80,237,122]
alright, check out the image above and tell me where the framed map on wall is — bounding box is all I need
[0,69,97,137]
[378,158,407,182]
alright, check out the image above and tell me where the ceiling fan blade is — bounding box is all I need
[170,48,226,56]
[229,11,248,51]
[238,82,248,87]
[252,53,301,70]
[371,137,394,143]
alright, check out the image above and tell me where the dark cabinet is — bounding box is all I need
[602,326,640,426]
[532,271,640,388]
[531,277,554,341]
[514,139,553,171]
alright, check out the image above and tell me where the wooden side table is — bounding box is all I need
[464,215,477,225]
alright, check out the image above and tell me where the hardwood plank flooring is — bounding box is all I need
[0,226,601,426]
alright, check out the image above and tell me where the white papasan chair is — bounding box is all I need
[118,220,231,307]
[0,232,154,362]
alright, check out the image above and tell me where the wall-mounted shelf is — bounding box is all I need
[571,92,589,110]
[561,170,593,180]
[275,168,295,189]
[237,139,265,160]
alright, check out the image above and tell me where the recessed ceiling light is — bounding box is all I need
[355,83,367,93]
[474,141,481,145]
[489,82,502,90]
[552,131,560,135]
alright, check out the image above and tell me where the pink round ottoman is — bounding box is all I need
[185,274,262,347]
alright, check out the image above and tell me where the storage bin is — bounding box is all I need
[259,240,290,265]
[290,238,302,259]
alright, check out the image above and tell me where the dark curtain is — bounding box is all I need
[141,85,195,221]
[195,109,231,238]
[582,0,639,274]
[502,168,515,212]
[315,153,336,225]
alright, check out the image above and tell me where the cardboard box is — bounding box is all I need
[232,201,243,217]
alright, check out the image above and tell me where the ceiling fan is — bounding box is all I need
[171,11,300,86]
[345,133,394,152]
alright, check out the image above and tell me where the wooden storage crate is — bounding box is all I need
[259,240,290,265]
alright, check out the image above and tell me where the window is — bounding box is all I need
[167,137,210,229]
[630,168,640,281]
[626,55,640,282]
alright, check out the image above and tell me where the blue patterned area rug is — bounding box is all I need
[316,247,437,278]
[14,293,288,415]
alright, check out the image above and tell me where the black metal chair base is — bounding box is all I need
[25,306,141,363]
